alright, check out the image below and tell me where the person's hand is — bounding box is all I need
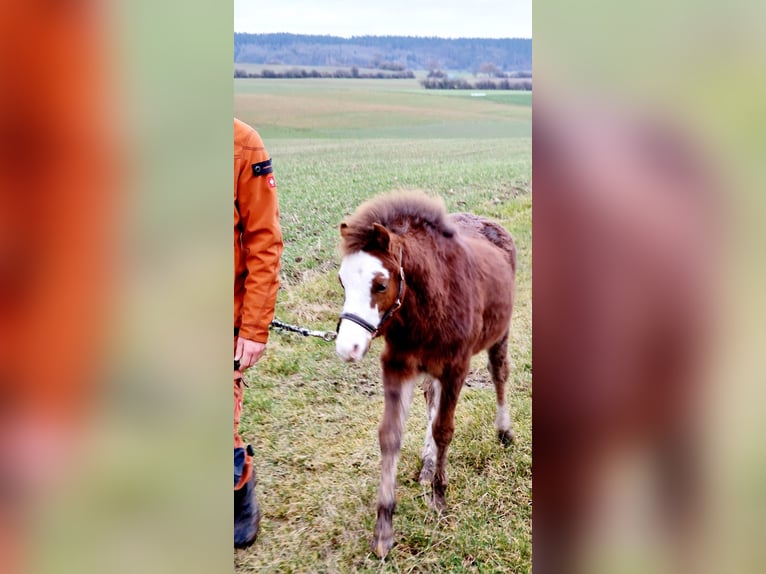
[235,337,266,370]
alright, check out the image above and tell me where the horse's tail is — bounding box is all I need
[450,213,517,274]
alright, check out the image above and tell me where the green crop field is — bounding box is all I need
[234,78,531,573]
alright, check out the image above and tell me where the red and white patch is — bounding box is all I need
[336,251,389,362]
[268,176,276,188]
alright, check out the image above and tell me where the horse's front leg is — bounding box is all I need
[372,372,415,558]
[430,364,466,513]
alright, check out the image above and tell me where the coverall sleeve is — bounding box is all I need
[236,136,284,343]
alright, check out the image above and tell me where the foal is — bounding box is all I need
[335,192,516,558]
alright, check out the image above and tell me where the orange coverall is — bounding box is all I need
[233,119,283,489]
[234,118,283,343]
[1,1,114,568]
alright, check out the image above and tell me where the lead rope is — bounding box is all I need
[269,318,338,342]
[234,319,336,372]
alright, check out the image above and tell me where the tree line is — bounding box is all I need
[234,33,532,73]
[421,69,532,90]
[235,67,416,79]
[421,77,532,90]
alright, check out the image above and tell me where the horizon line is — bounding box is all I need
[234,31,532,41]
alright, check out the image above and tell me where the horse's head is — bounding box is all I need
[336,222,405,362]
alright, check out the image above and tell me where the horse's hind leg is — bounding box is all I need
[489,330,514,446]
[419,376,440,484]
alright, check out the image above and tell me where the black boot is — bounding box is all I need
[234,446,261,549]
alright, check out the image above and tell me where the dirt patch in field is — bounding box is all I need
[464,368,494,389]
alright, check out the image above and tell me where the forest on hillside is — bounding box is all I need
[234,33,532,72]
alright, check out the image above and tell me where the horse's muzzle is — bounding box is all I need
[335,321,373,362]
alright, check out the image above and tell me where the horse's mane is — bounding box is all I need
[340,191,456,254]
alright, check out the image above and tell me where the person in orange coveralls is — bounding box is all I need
[233,118,284,549]
[1,1,115,570]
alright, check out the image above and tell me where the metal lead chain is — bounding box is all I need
[270,318,337,342]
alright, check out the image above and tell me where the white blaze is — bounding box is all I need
[336,251,389,362]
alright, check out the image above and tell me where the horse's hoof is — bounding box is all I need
[372,513,394,558]
[498,429,515,447]
[418,460,435,484]
[371,532,394,558]
[429,492,447,514]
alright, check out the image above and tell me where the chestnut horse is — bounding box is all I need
[335,192,516,558]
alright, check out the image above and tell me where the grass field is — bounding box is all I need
[234,78,531,573]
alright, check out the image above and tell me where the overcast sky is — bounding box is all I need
[234,0,531,39]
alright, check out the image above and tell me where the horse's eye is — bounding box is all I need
[374,282,387,293]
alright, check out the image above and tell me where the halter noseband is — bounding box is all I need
[337,252,405,340]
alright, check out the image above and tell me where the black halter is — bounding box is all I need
[337,256,405,340]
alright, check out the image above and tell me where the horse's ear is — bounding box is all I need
[371,223,391,251]
[339,222,349,237]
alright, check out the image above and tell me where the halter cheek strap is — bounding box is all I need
[375,264,404,334]
[337,255,405,340]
